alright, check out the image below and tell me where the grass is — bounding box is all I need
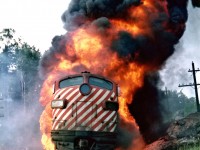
[177,141,200,150]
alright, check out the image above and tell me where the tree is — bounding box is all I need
[0,28,41,102]
[160,89,196,122]
[0,28,43,149]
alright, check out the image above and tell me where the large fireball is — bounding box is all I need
[39,0,189,149]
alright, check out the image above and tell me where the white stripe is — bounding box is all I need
[52,89,65,114]
[62,89,97,129]
[81,112,96,128]
[68,122,76,130]
[53,109,60,118]
[76,102,91,120]
[94,111,115,131]
[74,89,110,127]
[54,88,66,99]
[95,109,114,126]
[79,104,103,128]
[96,90,110,105]
[53,89,77,118]
[53,88,80,129]
[54,89,113,130]
[76,89,101,115]
[111,92,115,98]
[53,89,61,97]
[79,90,110,127]
[111,92,118,102]
[110,124,117,132]
[110,115,118,132]
[104,111,116,121]
[91,111,104,126]
[74,103,92,126]
[53,91,82,129]
[89,90,111,130]
[59,88,73,99]
[52,88,73,114]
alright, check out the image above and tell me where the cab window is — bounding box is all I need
[59,76,83,88]
[89,77,113,90]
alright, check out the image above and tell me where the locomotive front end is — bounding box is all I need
[51,72,119,150]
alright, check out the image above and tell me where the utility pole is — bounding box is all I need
[178,62,200,112]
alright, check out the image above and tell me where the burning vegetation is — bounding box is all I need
[39,0,200,149]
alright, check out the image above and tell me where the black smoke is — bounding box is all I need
[61,0,142,30]
[111,31,138,60]
[40,0,200,146]
[129,73,169,143]
[60,0,188,66]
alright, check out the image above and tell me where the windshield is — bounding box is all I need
[59,76,83,88]
[89,77,113,90]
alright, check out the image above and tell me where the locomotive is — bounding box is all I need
[51,71,120,150]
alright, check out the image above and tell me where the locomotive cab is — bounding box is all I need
[51,72,119,150]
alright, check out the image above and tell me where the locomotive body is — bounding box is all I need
[51,72,119,150]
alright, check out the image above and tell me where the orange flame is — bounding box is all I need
[40,103,55,150]
[39,0,169,149]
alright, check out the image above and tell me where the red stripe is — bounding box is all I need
[113,93,117,102]
[76,106,94,128]
[110,92,117,102]
[52,88,81,129]
[53,88,97,130]
[98,112,116,131]
[52,88,73,114]
[108,115,118,132]
[91,93,114,130]
[53,88,79,119]
[53,89,62,97]
[74,89,105,119]
[66,88,102,129]
[53,87,117,132]
[74,89,111,129]
[52,88,67,114]
[92,110,114,130]
[54,88,70,99]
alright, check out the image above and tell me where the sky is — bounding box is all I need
[160,2,200,97]
[0,0,200,97]
[0,0,71,52]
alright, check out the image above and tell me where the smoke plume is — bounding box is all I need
[0,54,42,150]
[160,1,200,98]
[39,0,199,148]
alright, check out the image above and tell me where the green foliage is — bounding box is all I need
[160,89,196,122]
[0,28,41,95]
[177,141,200,150]
[0,28,15,40]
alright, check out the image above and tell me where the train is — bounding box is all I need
[51,71,120,150]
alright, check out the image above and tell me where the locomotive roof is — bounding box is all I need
[59,71,116,84]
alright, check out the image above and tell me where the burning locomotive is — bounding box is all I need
[51,71,120,150]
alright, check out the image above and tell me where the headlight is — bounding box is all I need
[51,100,66,109]
[79,83,91,96]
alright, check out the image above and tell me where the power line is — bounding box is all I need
[178,62,200,112]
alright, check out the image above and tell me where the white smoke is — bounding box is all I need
[160,1,200,98]
[0,55,43,150]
